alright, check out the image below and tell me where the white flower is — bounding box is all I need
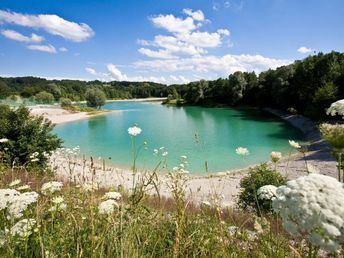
[103,191,122,200]
[82,182,98,192]
[7,191,39,218]
[272,174,344,252]
[17,185,31,191]
[181,155,187,160]
[30,158,39,162]
[201,201,211,207]
[162,151,168,157]
[52,196,64,204]
[10,219,36,238]
[257,185,277,200]
[9,179,21,187]
[128,126,142,136]
[153,149,158,155]
[98,199,118,215]
[41,181,63,195]
[288,140,301,149]
[235,147,249,156]
[326,99,344,118]
[270,151,282,163]
[0,138,9,143]
[48,198,67,212]
[0,189,20,210]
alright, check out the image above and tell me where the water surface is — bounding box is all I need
[54,101,304,173]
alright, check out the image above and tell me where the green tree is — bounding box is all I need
[85,88,106,108]
[0,105,62,168]
[60,97,72,108]
[35,91,55,104]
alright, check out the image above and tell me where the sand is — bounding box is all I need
[48,106,337,206]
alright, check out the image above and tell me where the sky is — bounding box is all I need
[0,0,343,85]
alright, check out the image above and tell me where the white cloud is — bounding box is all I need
[107,64,128,81]
[1,29,44,43]
[150,14,196,34]
[183,9,205,21]
[85,67,97,75]
[59,47,68,52]
[0,10,94,42]
[138,48,177,59]
[135,54,291,76]
[27,44,57,53]
[297,46,313,54]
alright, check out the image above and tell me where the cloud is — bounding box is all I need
[138,48,177,59]
[183,9,205,21]
[59,47,68,52]
[297,46,313,54]
[1,29,44,43]
[27,44,57,53]
[135,54,291,76]
[150,14,196,34]
[107,64,128,81]
[85,67,97,75]
[0,10,94,42]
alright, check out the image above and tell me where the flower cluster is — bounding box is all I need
[270,151,282,163]
[49,196,67,212]
[128,126,142,137]
[29,152,39,162]
[172,155,190,174]
[0,138,9,143]
[10,219,36,238]
[98,191,121,215]
[41,181,63,195]
[235,147,249,156]
[103,191,122,201]
[288,140,301,149]
[319,123,344,150]
[326,99,344,119]
[272,174,344,252]
[257,185,277,200]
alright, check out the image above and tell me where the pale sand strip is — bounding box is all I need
[50,107,337,206]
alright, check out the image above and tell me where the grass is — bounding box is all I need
[62,105,112,115]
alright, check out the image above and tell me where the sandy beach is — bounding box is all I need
[48,106,338,206]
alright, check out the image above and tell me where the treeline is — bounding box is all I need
[172,51,344,119]
[0,77,170,101]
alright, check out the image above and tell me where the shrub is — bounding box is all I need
[85,88,106,108]
[35,91,54,104]
[0,105,62,169]
[60,97,72,108]
[238,164,287,213]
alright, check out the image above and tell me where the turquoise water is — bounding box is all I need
[54,101,304,173]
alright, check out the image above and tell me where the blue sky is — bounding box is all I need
[0,0,343,84]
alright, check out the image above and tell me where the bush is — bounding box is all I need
[35,91,54,104]
[238,164,286,213]
[60,98,72,108]
[85,88,106,108]
[0,105,62,169]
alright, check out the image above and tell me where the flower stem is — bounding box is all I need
[337,152,342,182]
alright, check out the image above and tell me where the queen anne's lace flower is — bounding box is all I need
[7,191,39,218]
[288,140,301,149]
[41,181,63,195]
[9,179,21,187]
[128,126,142,136]
[103,192,122,200]
[98,199,119,215]
[10,219,36,238]
[0,138,9,143]
[270,152,282,163]
[272,174,344,252]
[326,99,344,118]
[235,147,249,156]
[0,189,20,210]
[319,123,344,150]
[257,185,277,200]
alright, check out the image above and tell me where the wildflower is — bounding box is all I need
[0,189,20,210]
[201,201,211,207]
[235,147,249,156]
[319,123,344,150]
[41,181,63,195]
[17,185,31,191]
[30,158,39,162]
[181,155,187,159]
[272,174,344,252]
[326,99,344,118]
[257,185,277,200]
[82,182,98,192]
[162,151,168,157]
[103,191,122,200]
[288,140,301,149]
[10,219,36,238]
[153,149,158,155]
[270,151,282,163]
[0,138,9,143]
[9,179,21,187]
[98,199,119,215]
[128,126,142,136]
[7,191,39,218]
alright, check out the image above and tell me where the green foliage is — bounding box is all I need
[0,105,62,168]
[238,164,287,213]
[35,91,55,104]
[85,88,106,108]
[59,97,72,108]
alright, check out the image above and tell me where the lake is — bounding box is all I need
[54,101,304,174]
